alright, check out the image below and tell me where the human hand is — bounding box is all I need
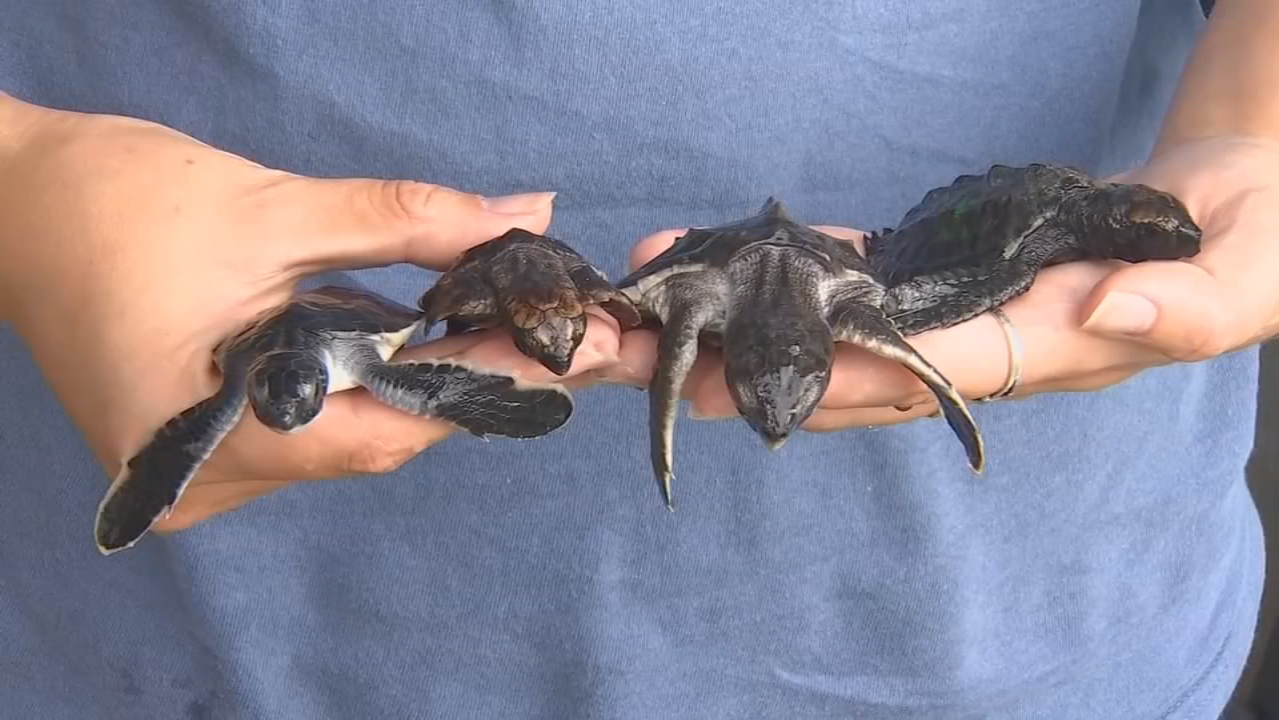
[0,93,620,534]
[602,137,1278,431]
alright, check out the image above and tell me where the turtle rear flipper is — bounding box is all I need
[826,296,984,473]
[357,360,574,439]
[94,378,249,555]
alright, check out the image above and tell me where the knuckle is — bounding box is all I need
[1172,324,1234,363]
[370,179,444,225]
[902,391,932,409]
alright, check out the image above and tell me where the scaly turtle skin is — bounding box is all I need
[419,227,642,374]
[867,163,1202,334]
[617,198,982,509]
[619,164,1201,509]
[96,230,632,555]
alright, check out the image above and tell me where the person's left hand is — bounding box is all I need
[601,136,1279,430]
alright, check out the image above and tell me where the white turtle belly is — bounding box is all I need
[324,326,418,394]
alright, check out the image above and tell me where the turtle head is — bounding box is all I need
[1087,183,1202,261]
[509,311,587,377]
[246,350,329,432]
[723,312,834,450]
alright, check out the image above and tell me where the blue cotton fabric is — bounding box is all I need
[0,1,1264,718]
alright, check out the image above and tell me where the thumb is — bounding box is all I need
[1079,260,1237,362]
[268,174,557,273]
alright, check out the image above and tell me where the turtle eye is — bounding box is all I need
[1125,200,1162,225]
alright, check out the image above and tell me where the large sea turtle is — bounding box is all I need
[95,229,638,554]
[617,163,1202,508]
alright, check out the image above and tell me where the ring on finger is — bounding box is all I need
[976,307,1023,402]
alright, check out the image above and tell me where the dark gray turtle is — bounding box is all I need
[419,227,642,374]
[616,198,983,509]
[96,230,633,555]
[867,163,1201,335]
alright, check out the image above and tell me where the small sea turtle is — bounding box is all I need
[617,199,982,509]
[419,228,642,373]
[619,163,1201,508]
[96,230,634,555]
[867,163,1202,335]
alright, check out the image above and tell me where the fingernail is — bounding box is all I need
[481,191,557,215]
[1082,291,1158,336]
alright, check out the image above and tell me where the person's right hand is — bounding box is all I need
[0,93,621,536]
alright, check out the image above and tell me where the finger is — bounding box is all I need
[1080,261,1237,362]
[810,224,869,253]
[806,262,1166,412]
[594,327,728,402]
[799,365,1144,433]
[630,228,686,270]
[261,175,557,274]
[403,310,621,382]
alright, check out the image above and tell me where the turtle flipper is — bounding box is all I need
[880,224,1075,336]
[566,264,643,330]
[94,376,249,555]
[826,295,984,473]
[647,287,718,510]
[420,228,639,377]
[357,360,573,439]
[246,349,330,432]
[882,262,1036,336]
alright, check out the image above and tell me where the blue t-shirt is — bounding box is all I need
[0,2,1263,718]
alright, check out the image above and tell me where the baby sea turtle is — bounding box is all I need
[867,163,1202,335]
[419,228,642,373]
[617,199,983,509]
[619,163,1201,508]
[96,230,635,555]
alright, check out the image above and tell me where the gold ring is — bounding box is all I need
[976,307,1023,402]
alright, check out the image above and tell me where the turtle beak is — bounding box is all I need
[760,427,791,452]
[731,364,828,451]
[511,315,586,377]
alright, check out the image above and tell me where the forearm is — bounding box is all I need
[1155,0,1279,152]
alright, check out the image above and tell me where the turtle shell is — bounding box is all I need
[864,163,1095,284]
[617,198,867,289]
[220,286,423,358]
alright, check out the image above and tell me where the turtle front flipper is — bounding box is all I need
[246,349,330,432]
[357,359,574,439]
[825,295,984,473]
[647,283,719,510]
[420,228,640,376]
[94,366,250,555]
